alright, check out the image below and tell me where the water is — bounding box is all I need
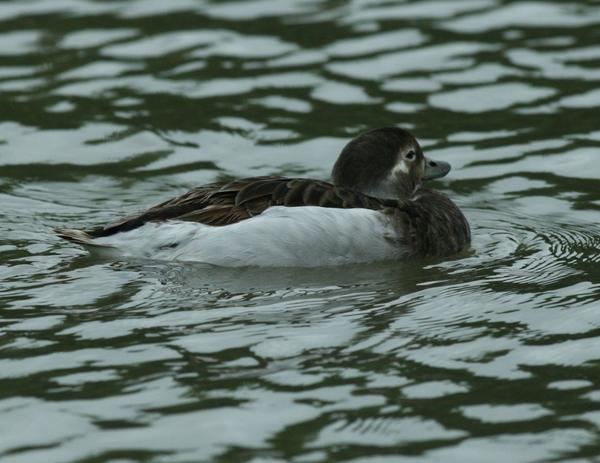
[2,0,600,461]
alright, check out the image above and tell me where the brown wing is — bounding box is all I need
[88,176,392,238]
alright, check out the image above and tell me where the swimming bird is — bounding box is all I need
[56,127,470,267]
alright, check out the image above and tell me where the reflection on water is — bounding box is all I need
[2,0,600,462]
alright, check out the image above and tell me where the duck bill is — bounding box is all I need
[423,157,451,180]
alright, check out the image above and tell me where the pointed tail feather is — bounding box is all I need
[54,227,114,248]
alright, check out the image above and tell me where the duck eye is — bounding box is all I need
[405,150,416,160]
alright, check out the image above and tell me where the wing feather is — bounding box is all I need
[85,176,391,238]
[235,178,285,207]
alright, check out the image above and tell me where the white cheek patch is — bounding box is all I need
[391,160,410,175]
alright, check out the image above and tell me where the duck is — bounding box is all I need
[56,127,470,267]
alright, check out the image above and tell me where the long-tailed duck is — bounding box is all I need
[56,127,470,267]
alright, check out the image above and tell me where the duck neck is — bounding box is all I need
[356,176,419,201]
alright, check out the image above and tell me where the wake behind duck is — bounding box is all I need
[56,127,470,267]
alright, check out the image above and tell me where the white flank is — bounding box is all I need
[93,206,407,267]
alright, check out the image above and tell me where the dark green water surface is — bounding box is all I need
[2,0,600,462]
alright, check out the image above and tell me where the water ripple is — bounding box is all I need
[2,0,600,462]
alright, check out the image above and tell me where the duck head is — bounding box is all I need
[332,127,450,199]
